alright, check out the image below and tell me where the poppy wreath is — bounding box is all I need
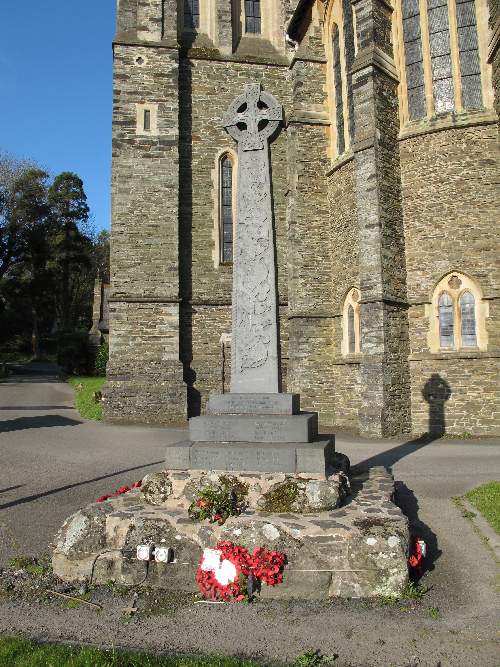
[196,540,287,602]
[96,479,142,503]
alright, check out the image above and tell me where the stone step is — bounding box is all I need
[189,413,317,443]
[164,438,335,474]
[207,393,300,415]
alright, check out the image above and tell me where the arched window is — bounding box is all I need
[342,288,361,355]
[325,0,355,159]
[438,292,454,348]
[220,154,234,264]
[396,0,488,123]
[428,272,487,352]
[460,291,477,346]
[331,25,345,156]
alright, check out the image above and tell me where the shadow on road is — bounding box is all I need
[0,406,73,411]
[354,434,439,470]
[394,480,441,576]
[0,460,164,511]
[0,415,81,433]
[0,485,24,495]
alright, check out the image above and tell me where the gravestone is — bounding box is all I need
[165,82,336,475]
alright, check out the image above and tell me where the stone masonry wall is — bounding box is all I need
[400,123,500,435]
[105,40,187,423]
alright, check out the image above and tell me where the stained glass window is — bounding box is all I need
[456,0,483,109]
[332,25,345,155]
[221,156,233,264]
[245,0,261,34]
[460,291,477,346]
[402,0,426,120]
[427,0,455,113]
[184,0,200,29]
[439,292,454,348]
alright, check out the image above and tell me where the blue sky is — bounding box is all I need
[0,1,116,232]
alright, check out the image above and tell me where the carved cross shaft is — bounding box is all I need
[222,83,283,393]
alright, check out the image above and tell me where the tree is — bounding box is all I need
[48,172,90,333]
[7,168,52,358]
[93,229,110,282]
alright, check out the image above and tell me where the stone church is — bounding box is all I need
[105,0,499,437]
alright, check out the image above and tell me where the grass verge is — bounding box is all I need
[68,376,106,421]
[0,637,262,667]
[465,481,500,534]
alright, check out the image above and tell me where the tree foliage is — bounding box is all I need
[0,153,108,361]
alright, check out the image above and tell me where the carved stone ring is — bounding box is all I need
[222,83,283,152]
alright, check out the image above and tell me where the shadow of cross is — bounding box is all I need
[222,82,282,151]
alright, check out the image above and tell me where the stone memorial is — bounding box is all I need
[52,83,410,600]
[165,82,336,476]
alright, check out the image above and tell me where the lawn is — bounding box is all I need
[0,637,263,667]
[68,376,106,421]
[465,481,500,534]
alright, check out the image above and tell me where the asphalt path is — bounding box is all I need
[0,364,499,665]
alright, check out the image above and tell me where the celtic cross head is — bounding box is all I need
[222,82,283,151]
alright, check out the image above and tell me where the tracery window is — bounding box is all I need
[396,0,487,122]
[326,0,355,159]
[184,0,200,29]
[219,154,235,264]
[342,288,361,355]
[429,272,487,352]
[245,0,261,34]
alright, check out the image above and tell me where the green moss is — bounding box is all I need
[259,481,299,513]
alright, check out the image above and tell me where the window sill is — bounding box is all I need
[409,350,497,361]
[399,109,497,142]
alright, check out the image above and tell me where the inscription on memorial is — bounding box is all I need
[192,444,296,473]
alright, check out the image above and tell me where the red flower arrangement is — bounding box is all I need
[96,479,142,503]
[196,540,287,602]
[408,536,426,575]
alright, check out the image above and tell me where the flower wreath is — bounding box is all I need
[196,541,287,602]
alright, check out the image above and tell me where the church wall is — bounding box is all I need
[400,122,500,435]
[327,157,361,430]
[105,42,187,423]
[178,56,291,413]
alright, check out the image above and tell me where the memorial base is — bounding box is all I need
[52,467,410,599]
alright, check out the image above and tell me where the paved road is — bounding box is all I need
[0,364,499,665]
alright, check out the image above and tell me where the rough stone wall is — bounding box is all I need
[105,39,187,423]
[400,122,500,435]
[327,159,361,430]
[286,52,337,423]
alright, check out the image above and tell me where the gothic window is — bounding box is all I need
[332,25,345,156]
[342,288,361,355]
[438,292,454,347]
[326,0,355,160]
[184,0,200,29]
[456,0,483,109]
[460,291,477,346]
[397,0,489,122]
[245,0,261,34]
[402,0,426,120]
[220,154,234,264]
[429,272,487,352]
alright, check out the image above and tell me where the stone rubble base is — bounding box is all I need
[52,466,409,599]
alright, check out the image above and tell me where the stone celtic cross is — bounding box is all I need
[222,83,283,393]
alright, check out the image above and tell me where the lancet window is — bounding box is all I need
[342,288,361,356]
[220,154,235,264]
